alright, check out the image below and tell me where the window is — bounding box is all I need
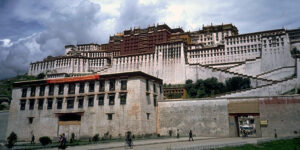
[39,85,45,96]
[48,85,54,96]
[22,88,27,97]
[79,82,85,93]
[29,99,35,110]
[120,93,127,105]
[159,85,162,94]
[109,94,115,105]
[88,96,94,107]
[99,80,105,92]
[154,95,157,107]
[107,113,113,120]
[58,84,64,95]
[68,83,75,94]
[109,79,115,91]
[147,113,150,120]
[121,80,127,90]
[146,80,149,91]
[47,98,53,110]
[89,82,95,92]
[28,117,34,124]
[30,86,36,97]
[20,100,26,110]
[78,97,84,108]
[38,99,44,110]
[98,94,104,106]
[153,83,156,93]
[57,98,63,109]
[146,94,151,105]
[67,98,75,109]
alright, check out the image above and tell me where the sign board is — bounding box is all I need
[260,120,268,126]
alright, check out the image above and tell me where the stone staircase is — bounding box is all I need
[216,77,297,98]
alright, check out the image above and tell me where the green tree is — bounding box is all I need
[290,47,300,57]
[37,73,46,79]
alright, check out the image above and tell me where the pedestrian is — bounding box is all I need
[31,134,35,144]
[189,130,194,141]
[125,131,133,148]
[58,133,67,149]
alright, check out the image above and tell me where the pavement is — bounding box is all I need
[44,136,273,150]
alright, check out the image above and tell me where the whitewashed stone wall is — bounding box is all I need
[157,99,229,137]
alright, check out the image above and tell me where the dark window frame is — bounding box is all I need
[120,93,127,105]
[79,82,85,93]
[108,94,115,105]
[67,98,75,109]
[146,80,149,91]
[89,82,95,92]
[98,94,104,106]
[48,85,54,96]
[22,88,27,97]
[39,85,45,96]
[153,95,157,107]
[29,99,35,110]
[99,80,105,92]
[30,86,36,97]
[109,79,115,91]
[28,117,34,124]
[20,100,26,110]
[78,97,84,108]
[56,98,63,109]
[147,113,150,120]
[68,83,76,94]
[120,80,127,90]
[153,83,156,93]
[107,113,113,120]
[58,84,64,95]
[47,98,53,110]
[38,99,44,110]
[88,96,94,107]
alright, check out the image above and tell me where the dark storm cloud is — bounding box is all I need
[0,0,106,79]
[116,0,166,31]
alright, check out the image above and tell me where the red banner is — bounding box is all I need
[46,75,100,84]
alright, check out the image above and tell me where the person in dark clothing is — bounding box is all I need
[59,133,67,149]
[125,131,133,148]
[31,135,35,144]
[189,130,194,141]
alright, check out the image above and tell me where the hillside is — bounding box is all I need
[0,74,43,102]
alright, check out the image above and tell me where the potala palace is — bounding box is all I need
[6,24,300,141]
[27,23,300,96]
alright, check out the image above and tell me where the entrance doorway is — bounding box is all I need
[237,115,256,137]
[56,113,83,140]
[229,113,261,137]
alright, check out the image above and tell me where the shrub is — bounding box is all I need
[70,133,75,143]
[168,130,173,137]
[6,132,17,148]
[39,136,52,146]
[92,134,100,142]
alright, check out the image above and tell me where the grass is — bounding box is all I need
[220,138,300,150]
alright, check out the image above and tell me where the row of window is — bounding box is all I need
[20,93,130,111]
[22,80,127,98]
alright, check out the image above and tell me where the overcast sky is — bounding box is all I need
[0,0,300,79]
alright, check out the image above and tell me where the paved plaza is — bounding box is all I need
[44,136,272,150]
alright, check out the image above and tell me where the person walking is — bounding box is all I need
[189,130,194,141]
[125,131,133,148]
[58,133,67,149]
[31,135,35,144]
